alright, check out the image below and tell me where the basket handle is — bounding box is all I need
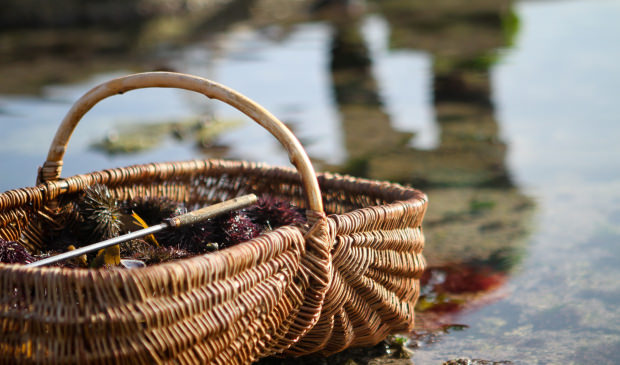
[38,72,324,214]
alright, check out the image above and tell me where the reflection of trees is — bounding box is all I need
[325,0,533,276]
[332,0,517,188]
[329,18,414,175]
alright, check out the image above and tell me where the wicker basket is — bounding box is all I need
[0,72,427,364]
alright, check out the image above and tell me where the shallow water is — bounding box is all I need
[1,0,620,363]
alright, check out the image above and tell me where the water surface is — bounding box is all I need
[1,0,619,363]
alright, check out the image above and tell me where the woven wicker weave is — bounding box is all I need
[0,72,426,364]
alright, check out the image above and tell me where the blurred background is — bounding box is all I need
[1,0,620,363]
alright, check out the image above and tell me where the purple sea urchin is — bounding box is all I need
[0,239,36,264]
[155,218,214,251]
[217,211,260,248]
[157,209,259,252]
[245,195,306,230]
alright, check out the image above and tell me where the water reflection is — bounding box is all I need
[1,0,535,362]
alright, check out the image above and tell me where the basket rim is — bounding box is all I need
[43,158,427,207]
[0,158,427,274]
[0,158,427,214]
